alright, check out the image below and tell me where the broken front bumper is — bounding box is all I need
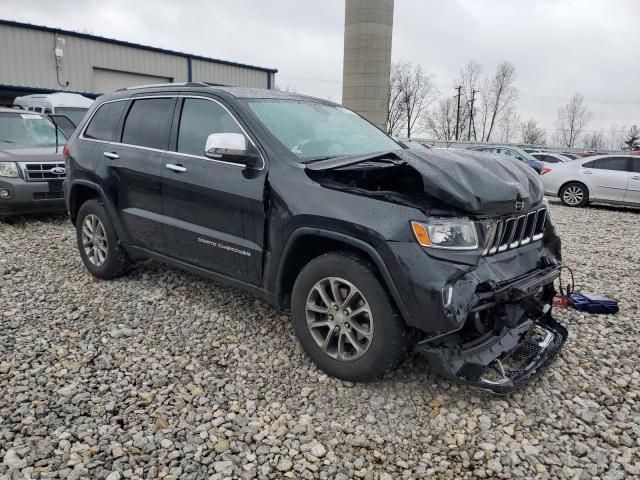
[415,265,568,394]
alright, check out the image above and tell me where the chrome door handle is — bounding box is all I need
[582,170,592,174]
[166,163,187,173]
[103,151,119,160]
[632,175,640,180]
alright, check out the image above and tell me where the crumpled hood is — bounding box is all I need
[398,149,543,215]
[306,148,544,216]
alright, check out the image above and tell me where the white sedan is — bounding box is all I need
[541,154,640,207]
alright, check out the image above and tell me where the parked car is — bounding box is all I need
[64,84,567,393]
[541,154,640,207]
[13,92,93,126]
[0,108,67,216]
[468,145,545,174]
[531,152,573,164]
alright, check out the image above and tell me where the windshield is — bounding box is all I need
[0,112,67,148]
[56,107,89,126]
[246,100,401,160]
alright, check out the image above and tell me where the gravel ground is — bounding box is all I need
[1,201,639,480]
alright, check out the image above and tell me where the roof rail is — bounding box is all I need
[115,82,210,92]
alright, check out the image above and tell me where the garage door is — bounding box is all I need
[93,68,172,94]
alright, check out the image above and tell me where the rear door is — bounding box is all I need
[624,157,640,205]
[161,95,266,284]
[580,157,630,202]
[102,96,176,252]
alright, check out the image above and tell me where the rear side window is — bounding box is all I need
[85,101,127,141]
[176,98,244,156]
[544,155,562,164]
[631,157,640,173]
[121,98,175,149]
[583,157,629,171]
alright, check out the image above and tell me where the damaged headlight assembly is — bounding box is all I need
[411,219,479,250]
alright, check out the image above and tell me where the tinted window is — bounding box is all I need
[583,157,629,171]
[544,155,562,163]
[631,157,640,173]
[121,98,175,149]
[177,98,244,156]
[85,101,127,141]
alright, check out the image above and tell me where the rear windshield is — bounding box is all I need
[245,99,400,160]
[56,107,89,126]
[0,112,67,148]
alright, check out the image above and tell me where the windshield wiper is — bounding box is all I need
[301,155,339,164]
[0,139,16,144]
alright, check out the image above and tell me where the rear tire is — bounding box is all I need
[559,182,588,207]
[291,252,408,382]
[75,199,130,279]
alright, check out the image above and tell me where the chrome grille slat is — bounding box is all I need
[21,162,66,182]
[483,207,547,256]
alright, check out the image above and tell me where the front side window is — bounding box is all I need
[583,157,628,171]
[85,101,127,141]
[246,100,400,160]
[177,98,244,156]
[121,98,175,149]
[0,112,67,148]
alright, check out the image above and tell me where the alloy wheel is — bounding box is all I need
[81,214,108,267]
[305,276,374,361]
[563,186,584,206]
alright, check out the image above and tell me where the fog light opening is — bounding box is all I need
[0,188,12,200]
[441,286,453,308]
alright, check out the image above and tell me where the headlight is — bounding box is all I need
[0,162,19,178]
[411,220,479,250]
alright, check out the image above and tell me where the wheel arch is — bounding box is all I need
[275,228,411,324]
[68,180,127,241]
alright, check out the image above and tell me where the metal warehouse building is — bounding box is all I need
[0,19,277,103]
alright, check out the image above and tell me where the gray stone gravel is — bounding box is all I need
[0,201,639,479]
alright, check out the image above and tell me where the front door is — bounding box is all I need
[580,156,630,202]
[161,96,266,284]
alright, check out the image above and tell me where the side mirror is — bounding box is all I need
[205,133,260,168]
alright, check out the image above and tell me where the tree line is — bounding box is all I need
[387,61,639,151]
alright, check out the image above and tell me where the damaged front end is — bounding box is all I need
[415,265,568,394]
[304,148,568,393]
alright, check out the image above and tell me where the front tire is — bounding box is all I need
[75,199,130,279]
[291,252,408,382]
[559,182,589,207]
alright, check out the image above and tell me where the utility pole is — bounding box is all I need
[468,89,478,141]
[454,85,462,141]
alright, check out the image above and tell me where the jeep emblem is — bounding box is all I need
[50,167,66,175]
[515,200,524,211]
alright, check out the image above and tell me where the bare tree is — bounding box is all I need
[387,63,406,136]
[582,131,605,150]
[497,106,520,143]
[624,125,639,150]
[396,63,437,138]
[483,62,518,141]
[520,118,546,145]
[555,94,593,147]
[425,97,457,140]
[456,61,482,140]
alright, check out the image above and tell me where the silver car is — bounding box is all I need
[542,154,640,207]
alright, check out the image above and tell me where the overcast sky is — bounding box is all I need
[2,0,638,137]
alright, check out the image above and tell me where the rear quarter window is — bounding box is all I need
[583,157,629,171]
[84,101,127,141]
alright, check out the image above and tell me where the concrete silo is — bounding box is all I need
[342,0,394,131]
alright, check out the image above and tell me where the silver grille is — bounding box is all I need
[483,207,547,256]
[21,162,66,182]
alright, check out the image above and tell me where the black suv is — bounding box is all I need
[64,83,567,393]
